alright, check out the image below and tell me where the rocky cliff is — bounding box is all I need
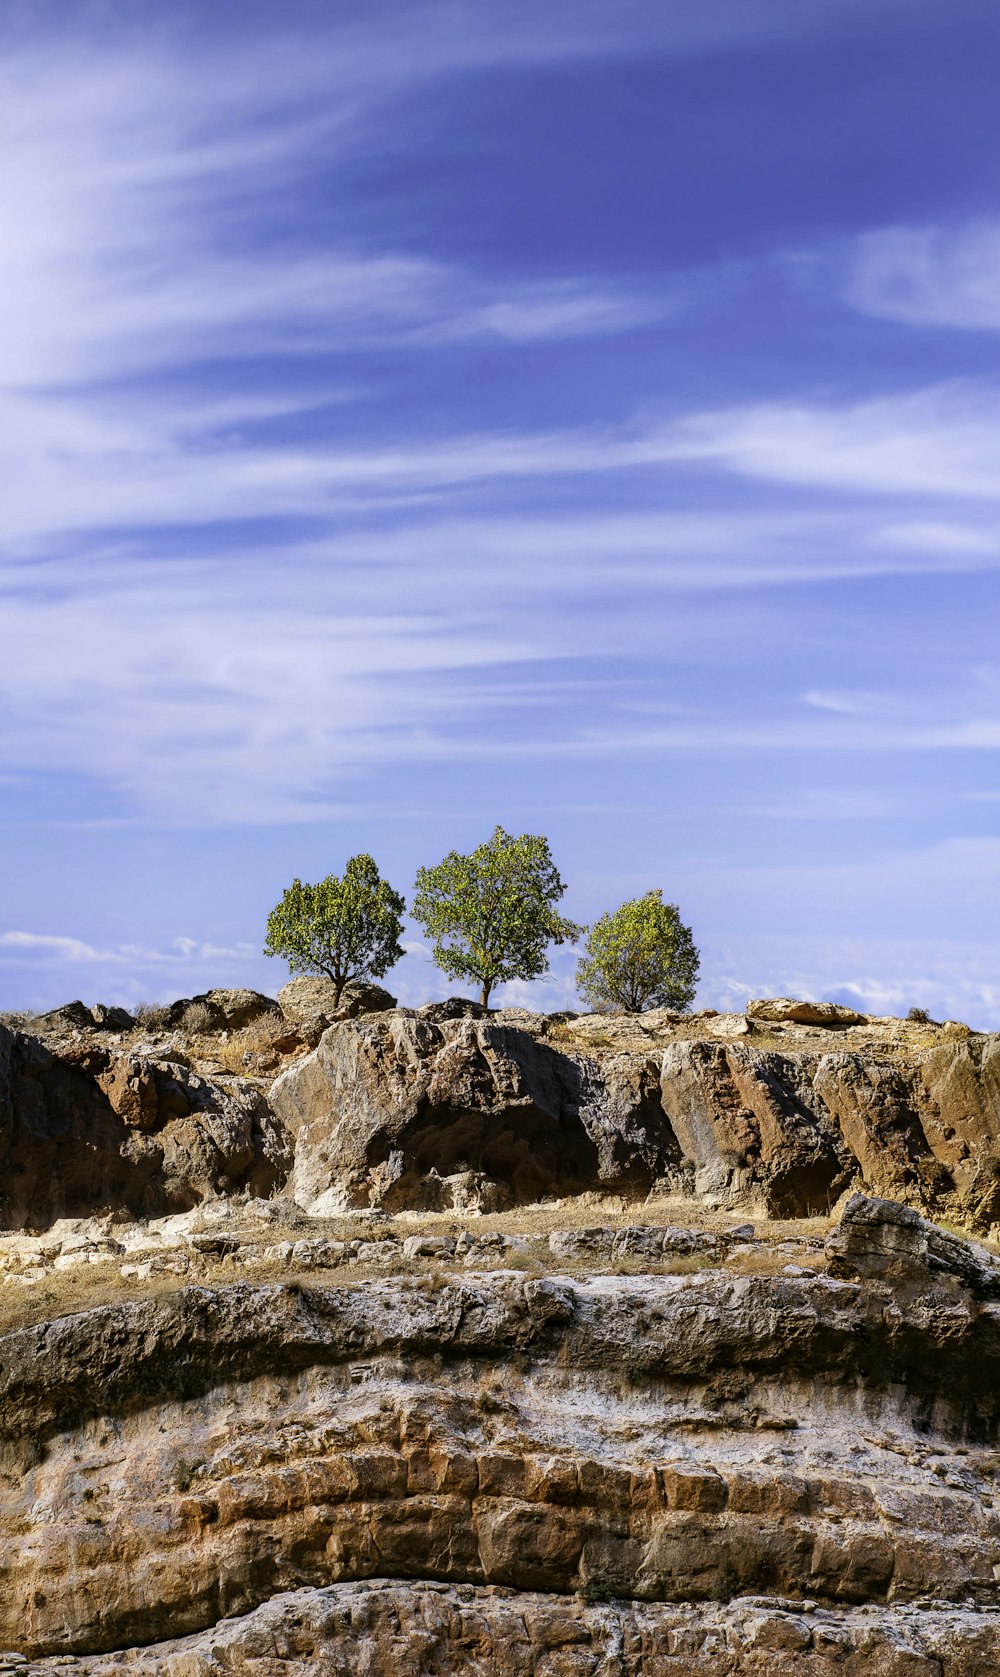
[3,1195,1000,1672]
[4,996,1000,1670]
[4,994,999,1231]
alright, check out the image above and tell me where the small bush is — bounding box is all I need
[181,1001,218,1035]
[133,1003,172,1031]
[907,1007,933,1025]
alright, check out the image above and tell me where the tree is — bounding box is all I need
[263,854,405,1006]
[576,890,699,1015]
[412,826,584,1008]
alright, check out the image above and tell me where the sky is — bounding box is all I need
[2,0,1000,1023]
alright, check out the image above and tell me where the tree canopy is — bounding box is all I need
[263,854,405,1006]
[576,889,699,1015]
[412,826,583,1007]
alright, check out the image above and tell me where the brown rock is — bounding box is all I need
[0,1022,289,1229]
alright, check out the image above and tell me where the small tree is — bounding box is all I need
[412,826,583,1008]
[263,854,405,1007]
[576,890,699,1015]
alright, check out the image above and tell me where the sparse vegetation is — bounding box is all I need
[133,1003,172,1030]
[181,1001,217,1034]
[0,1010,34,1030]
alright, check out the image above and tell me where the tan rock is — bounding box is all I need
[748,998,867,1028]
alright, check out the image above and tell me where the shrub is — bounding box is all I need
[181,1001,218,1035]
[412,826,583,1008]
[576,890,699,1014]
[133,1003,172,1031]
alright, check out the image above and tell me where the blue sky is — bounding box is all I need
[2,0,1000,1023]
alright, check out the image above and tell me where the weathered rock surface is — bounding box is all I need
[5,1199,1000,1670]
[17,1584,1000,1675]
[270,1012,674,1213]
[0,1022,289,1229]
[7,1001,1000,1228]
[277,976,398,1044]
[748,998,868,1028]
[268,1010,1000,1222]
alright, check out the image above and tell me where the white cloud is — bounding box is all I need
[0,931,115,963]
[846,221,1000,332]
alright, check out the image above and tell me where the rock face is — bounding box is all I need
[0,1022,289,1229]
[270,1011,673,1213]
[38,1586,1000,1676]
[269,1010,1000,1223]
[7,1198,1000,1672]
[7,1003,1000,1228]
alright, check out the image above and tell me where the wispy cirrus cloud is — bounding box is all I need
[845,220,1000,332]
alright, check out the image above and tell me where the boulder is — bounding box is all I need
[34,1000,136,1034]
[278,976,397,1043]
[747,998,867,1028]
[32,1000,97,1033]
[90,1003,136,1032]
[826,1193,1000,1298]
[202,989,281,1030]
[418,997,487,1022]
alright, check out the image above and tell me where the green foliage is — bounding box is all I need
[412,826,583,1007]
[576,889,699,1015]
[263,854,405,1005]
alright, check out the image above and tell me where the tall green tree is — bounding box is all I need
[263,854,405,1006]
[412,826,583,1007]
[576,890,699,1015]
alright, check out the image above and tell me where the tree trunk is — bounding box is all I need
[480,981,492,1008]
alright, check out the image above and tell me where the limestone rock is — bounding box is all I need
[201,987,281,1029]
[30,999,133,1037]
[748,998,868,1028]
[89,1003,135,1032]
[826,1192,1000,1297]
[0,1022,289,1230]
[4,1211,1000,1664]
[278,976,397,1043]
[418,997,487,1022]
[270,1012,676,1212]
[29,1585,1000,1675]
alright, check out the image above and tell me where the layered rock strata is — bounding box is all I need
[4,1199,1000,1673]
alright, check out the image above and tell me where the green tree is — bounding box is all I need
[263,854,405,1006]
[412,826,584,1007]
[576,890,699,1014]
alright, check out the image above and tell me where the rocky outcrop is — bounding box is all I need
[26,1584,1000,1676]
[0,1022,289,1229]
[270,1011,674,1213]
[277,977,397,1044]
[6,1002,1000,1228]
[269,1010,1000,1222]
[6,1199,1000,1670]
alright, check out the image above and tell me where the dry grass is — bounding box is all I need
[0,1186,845,1337]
